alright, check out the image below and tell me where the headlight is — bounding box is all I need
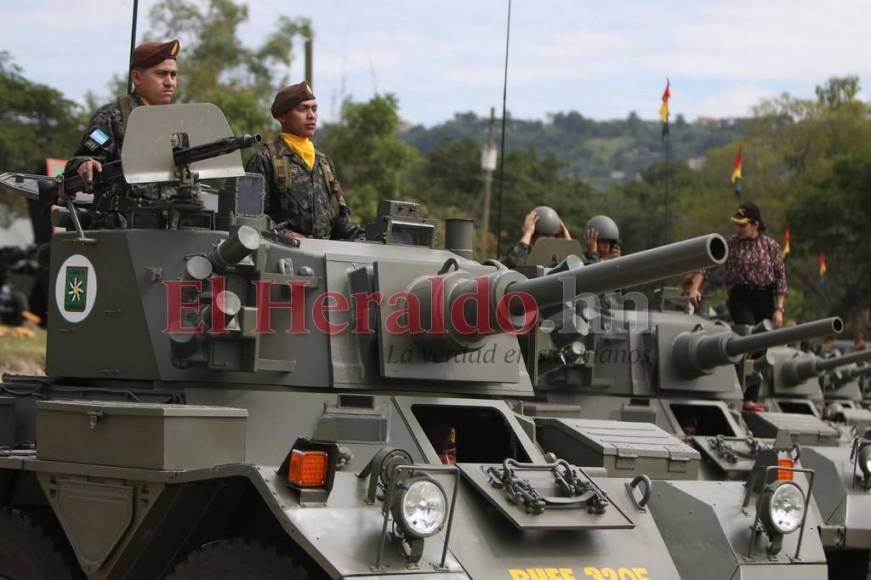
[394,477,447,538]
[761,480,805,534]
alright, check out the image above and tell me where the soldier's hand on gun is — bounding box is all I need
[559,219,572,240]
[76,159,102,191]
[584,227,599,254]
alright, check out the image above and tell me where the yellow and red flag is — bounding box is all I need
[782,227,791,257]
[818,252,828,284]
[731,145,743,198]
[659,79,671,139]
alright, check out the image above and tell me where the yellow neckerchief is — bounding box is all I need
[138,94,151,106]
[280,132,316,170]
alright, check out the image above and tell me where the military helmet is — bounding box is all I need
[585,215,620,242]
[533,206,561,236]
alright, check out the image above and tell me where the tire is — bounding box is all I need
[167,538,312,580]
[0,508,83,580]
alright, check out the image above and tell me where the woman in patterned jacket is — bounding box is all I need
[684,202,787,328]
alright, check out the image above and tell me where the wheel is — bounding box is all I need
[167,538,312,580]
[0,508,83,580]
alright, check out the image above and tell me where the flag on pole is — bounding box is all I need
[659,79,671,140]
[731,145,743,199]
[782,227,791,258]
[818,252,828,284]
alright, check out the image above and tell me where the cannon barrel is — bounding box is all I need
[783,348,871,386]
[726,317,843,357]
[509,234,727,312]
[816,349,871,372]
[849,365,871,380]
[408,234,727,354]
[674,317,843,379]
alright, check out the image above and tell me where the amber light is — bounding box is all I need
[777,458,794,481]
[288,449,328,487]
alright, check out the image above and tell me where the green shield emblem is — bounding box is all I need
[64,266,88,312]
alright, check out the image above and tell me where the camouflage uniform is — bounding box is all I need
[66,93,166,228]
[245,136,364,240]
[501,242,530,269]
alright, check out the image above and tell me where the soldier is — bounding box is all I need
[245,82,364,240]
[583,215,621,263]
[424,423,458,465]
[65,39,180,228]
[501,206,571,269]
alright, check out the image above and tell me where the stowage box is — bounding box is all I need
[536,417,700,480]
[36,400,247,470]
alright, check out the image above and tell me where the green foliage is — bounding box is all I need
[815,75,861,109]
[0,52,84,174]
[318,95,421,223]
[101,0,313,138]
[402,110,747,189]
[787,146,871,323]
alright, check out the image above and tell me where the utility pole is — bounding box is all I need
[480,107,497,250]
[304,32,313,87]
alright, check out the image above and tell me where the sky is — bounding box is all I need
[2,0,869,126]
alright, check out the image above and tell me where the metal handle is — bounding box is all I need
[626,474,652,511]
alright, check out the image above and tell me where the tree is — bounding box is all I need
[0,52,84,174]
[787,147,871,328]
[102,0,313,138]
[815,75,861,109]
[318,94,420,223]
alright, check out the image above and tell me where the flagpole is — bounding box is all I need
[659,78,671,245]
[664,130,671,244]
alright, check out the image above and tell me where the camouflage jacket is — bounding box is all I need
[244,137,364,240]
[65,93,165,214]
[501,242,530,269]
[501,240,600,269]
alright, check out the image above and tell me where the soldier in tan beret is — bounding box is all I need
[65,40,180,227]
[244,82,364,240]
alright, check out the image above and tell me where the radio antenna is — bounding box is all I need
[495,0,512,258]
[127,0,140,94]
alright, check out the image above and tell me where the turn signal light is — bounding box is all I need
[777,457,794,481]
[288,449,328,487]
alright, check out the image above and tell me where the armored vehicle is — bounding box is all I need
[0,105,828,579]
[512,241,868,577]
[746,342,871,572]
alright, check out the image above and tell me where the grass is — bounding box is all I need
[0,326,46,375]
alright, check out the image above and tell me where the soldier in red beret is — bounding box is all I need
[244,82,365,240]
[65,40,180,227]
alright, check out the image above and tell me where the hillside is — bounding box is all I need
[400,111,748,188]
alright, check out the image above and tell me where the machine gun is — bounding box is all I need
[673,317,844,379]
[36,133,261,208]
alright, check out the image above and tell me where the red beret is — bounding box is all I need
[271,82,316,118]
[131,39,180,69]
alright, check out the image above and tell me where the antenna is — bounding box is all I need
[127,0,140,94]
[495,0,512,258]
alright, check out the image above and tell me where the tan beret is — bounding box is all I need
[271,82,316,118]
[131,39,180,69]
